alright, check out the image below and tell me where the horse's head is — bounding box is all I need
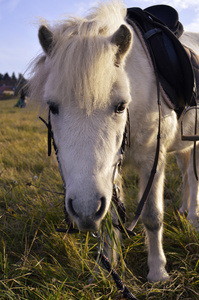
[29,3,132,231]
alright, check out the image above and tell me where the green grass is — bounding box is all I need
[0,98,199,299]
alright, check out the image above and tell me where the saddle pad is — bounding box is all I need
[127,6,195,114]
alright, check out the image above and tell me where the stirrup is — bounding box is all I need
[181,106,199,141]
[181,105,199,180]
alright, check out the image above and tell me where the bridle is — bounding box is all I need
[39,111,78,234]
[39,107,138,299]
[39,99,161,300]
[39,107,134,235]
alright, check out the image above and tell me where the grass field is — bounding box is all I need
[0,98,199,299]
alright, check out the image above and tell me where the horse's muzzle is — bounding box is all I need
[67,196,106,232]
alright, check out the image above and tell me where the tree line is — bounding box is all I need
[0,72,26,88]
[0,72,27,96]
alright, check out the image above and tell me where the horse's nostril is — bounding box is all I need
[95,196,106,219]
[67,196,106,221]
[68,198,79,218]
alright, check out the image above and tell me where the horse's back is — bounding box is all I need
[180,32,199,55]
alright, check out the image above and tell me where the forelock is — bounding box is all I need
[28,0,127,113]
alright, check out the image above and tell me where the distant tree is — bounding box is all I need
[12,72,17,82]
[0,72,27,92]
[17,73,25,83]
[15,73,27,95]
[3,73,10,81]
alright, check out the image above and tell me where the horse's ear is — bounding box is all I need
[111,24,132,66]
[38,25,53,55]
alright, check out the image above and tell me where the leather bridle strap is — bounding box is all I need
[127,25,162,232]
[40,110,80,234]
[39,110,53,157]
[128,103,161,232]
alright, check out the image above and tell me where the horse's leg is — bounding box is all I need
[187,146,199,231]
[175,150,191,214]
[140,159,169,282]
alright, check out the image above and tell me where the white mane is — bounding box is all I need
[28,0,127,113]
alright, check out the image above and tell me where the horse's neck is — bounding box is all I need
[125,27,158,111]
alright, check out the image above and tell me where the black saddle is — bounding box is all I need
[127,5,196,116]
[144,4,183,38]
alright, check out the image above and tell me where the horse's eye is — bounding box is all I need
[48,101,59,115]
[115,102,126,114]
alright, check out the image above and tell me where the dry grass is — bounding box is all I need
[0,99,199,299]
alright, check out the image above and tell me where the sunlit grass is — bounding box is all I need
[0,99,199,299]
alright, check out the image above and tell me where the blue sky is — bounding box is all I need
[0,0,199,77]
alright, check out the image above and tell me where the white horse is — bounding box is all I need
[28,1,199,282]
